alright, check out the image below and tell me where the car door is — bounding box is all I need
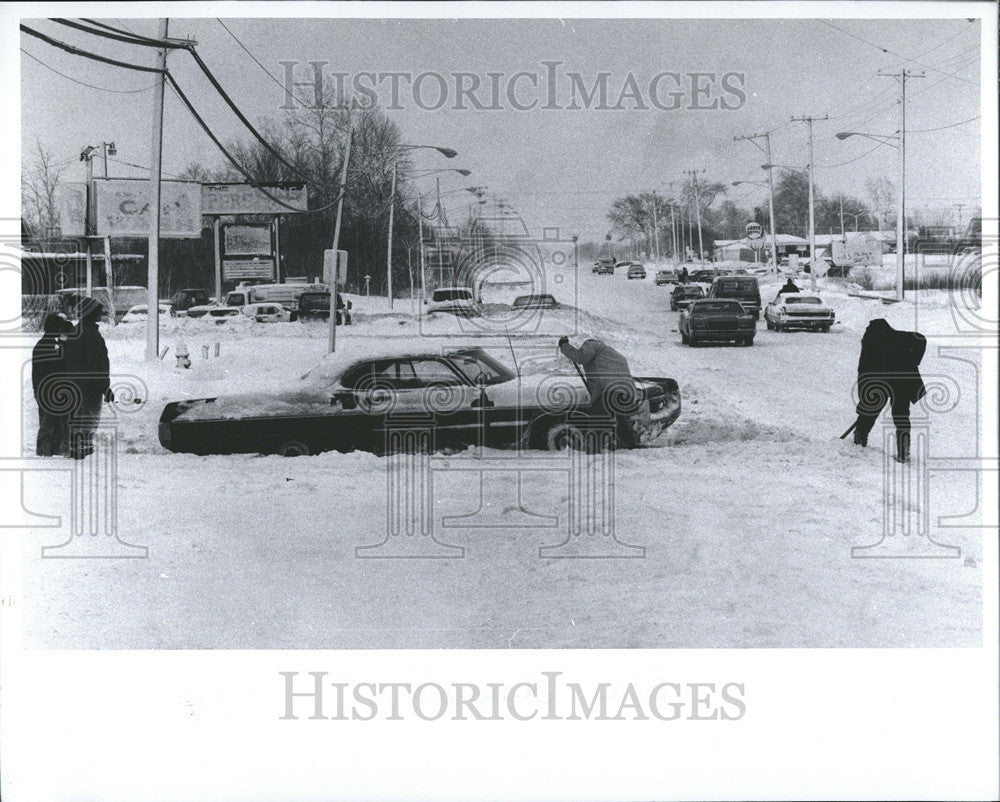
[396,358,482,448]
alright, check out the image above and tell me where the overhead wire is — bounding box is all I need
[20,46,158,93]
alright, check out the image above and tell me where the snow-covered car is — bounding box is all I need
[654,269,679,285]
[202,307,251,324]
[669,284,706,311]
[425,286,480,316]
[158,347,682,456]
[764,292,835,332]
[512,293,558,309]
[170,288,211,315]
[293,291,352,324]
[679,299,756,346]
[627,263,647,280]
[120,302,174,323]
[245,303,291,323]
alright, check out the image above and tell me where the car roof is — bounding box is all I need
[780,293,823,301]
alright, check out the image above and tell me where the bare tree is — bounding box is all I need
[21,139,68,245]
[865,175,896,232]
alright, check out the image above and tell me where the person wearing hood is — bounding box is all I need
[31,313,74,456]
[778,277,801,295]
[852,318,927,463]
[63,298,113,460]
[558,336,640,447]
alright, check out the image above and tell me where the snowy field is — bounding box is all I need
[19,257,984,648]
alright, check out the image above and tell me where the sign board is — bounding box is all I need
[323,249,348,288]
[832,237,883,267]
[745,222,763,240]
[748,236,765,251]
[202,183,308,215]
[94,179,202,238]
[223,257,275,281]
[54,182,87,237]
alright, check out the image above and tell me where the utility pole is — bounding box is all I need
[387,161,397,309]
[145,18,169,362]
[734,132,779,272]
[683,170,706,261]
[839,198,845,236]
[651,191,660,262]
[879,69,923,300]
[791,114,828,291]
[954,202,965,234]
[329,105,352,353]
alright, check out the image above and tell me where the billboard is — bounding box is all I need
[223,257,275,281]
[54,182,87,237]
[94,179,202,238]
[202,183,308,215]
[832,237,884,267]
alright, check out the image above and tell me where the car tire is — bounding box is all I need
[746,337,754,346]
[276,439,312,457]
[821,325,830,332]
[544,420,586,451]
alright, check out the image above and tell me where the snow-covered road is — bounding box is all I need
[19,264,984,648]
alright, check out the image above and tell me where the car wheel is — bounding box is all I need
[746,337,754,346]
[276,439,312,457]
[821,325,830,332]
[544,420,585,451]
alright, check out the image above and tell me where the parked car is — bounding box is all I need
[512,293,559,309]
[670,284,706,311]
[764,292,835,332]
[627,263,647,280]
[594,260,615,275]
[709,275,762,320]
[170,288,211,315]
[224,282,327,312]
[245,303,291,323]
[120,302,174,323]
[689,269,720,284]
[679,299,756,346]
[158,346,682,456]
[426,286,480,315]
[655,269,679,285]
[202,307,250,324]
[293,291,352,324]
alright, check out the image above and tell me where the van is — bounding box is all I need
[709,276,761,319]
[224,282,327,311]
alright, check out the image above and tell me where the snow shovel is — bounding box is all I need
[840,419,859,439]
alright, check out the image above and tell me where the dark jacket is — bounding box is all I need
[858,319,926,404]
[778,279,801,294]
[63,321,110,397]
[559,338,637,406]
[31,334,67,402]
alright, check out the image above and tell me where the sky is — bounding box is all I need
[16,10,987,242]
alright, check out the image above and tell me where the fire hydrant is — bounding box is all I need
[175,342,191,369]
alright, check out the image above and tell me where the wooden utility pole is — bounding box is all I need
[145,18,169,362]
[791,114,828,291]
[329,107,353,353]
[734,132,779,271]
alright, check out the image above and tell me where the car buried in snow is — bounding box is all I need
[158,347,682,456]
[627,263,647,280]
[679,299,756,346]
[764,292,835,332]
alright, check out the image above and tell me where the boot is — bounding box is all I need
[895,430,911,463]
[853,428,867,447]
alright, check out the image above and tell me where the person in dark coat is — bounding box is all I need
[852,318,927,462]
[778,277,801,294]
[678,267,689,284]
[558,336,640,447]
[63,298,112,460]
[31,313,74,456]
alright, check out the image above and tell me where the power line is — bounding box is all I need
[20,23,166,73]
[54,18,187,49]
[909,114,980,133]
[20,46,158,94]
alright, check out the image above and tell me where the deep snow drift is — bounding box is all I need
[19,260,983,648]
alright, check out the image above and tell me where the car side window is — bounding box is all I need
[406,359,463,387]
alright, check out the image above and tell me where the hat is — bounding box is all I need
[77,297,104,321]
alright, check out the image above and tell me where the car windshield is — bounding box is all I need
[678,287,703,296]
[433,289,473,302]
[785,297,822,305]
[693,301,743,313]
[448,348,516,385]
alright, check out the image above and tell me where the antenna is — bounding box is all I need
[504,327,520,377]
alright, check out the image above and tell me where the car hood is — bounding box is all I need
[172,389,337,421]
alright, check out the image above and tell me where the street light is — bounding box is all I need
[386,145,458,309]
[836,131,904,299]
